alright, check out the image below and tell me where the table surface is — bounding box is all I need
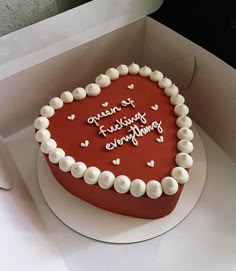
[1,123,236,271]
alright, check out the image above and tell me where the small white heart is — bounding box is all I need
[102,102,108,107]
[67,114,75,120]
[151,104,158,111]
[147,160,155,168]
[81,140,89,148]
[156,136,164,143]
[127,84,134,89]
[112,158,120,165]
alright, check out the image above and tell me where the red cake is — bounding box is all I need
[34,63,194,219]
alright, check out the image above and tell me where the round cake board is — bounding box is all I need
[37,125,206,243]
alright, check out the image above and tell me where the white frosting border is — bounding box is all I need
[34,63,194,199]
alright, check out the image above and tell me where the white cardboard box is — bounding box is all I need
[0,1,236,270]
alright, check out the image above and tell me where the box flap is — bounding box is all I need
[0,137,13,189]
[0,0,163,80]
[0,19,146,138]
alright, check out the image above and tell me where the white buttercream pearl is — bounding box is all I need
[98,171,115,189]
[72,87,86,100]
[85,83,101,97]
[114,175,131,194]
[170,94,185,105]
[40,105,55,118]
[175,153,193,168]
[40,139,57,154]
[35,129,51,142]
[128,63,140,74]
[117,64,128,75]
[177,140,193,153]
[59,156,75,172]
[176,116,192,128]
[139,66,152,77]
[177,127,194,140]
[49,148,65,163]
[158,77,172,88]
[60,91,73,103]
[71,162,87,178]
[164,84,179,96]
[49,97,63,110]
[105,68,119,80]
[171,167,189,184]
[149,70,164,82]
[161,177,179,195]
[84,166,101,184]
[130,179,146,197]
[95,74,111,88]
[174,104,189,116]
[146,180,163,199]
[34,116,49,129]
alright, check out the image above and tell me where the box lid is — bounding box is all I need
[0,0,163,80]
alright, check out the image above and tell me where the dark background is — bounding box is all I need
[150,0,236,68]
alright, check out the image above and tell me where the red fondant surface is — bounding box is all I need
[43,74,183,219]
[46,158,184,219]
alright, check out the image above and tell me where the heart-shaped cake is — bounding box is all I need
[34,63,194,219]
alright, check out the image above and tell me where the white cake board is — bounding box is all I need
[37,124,206,243]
